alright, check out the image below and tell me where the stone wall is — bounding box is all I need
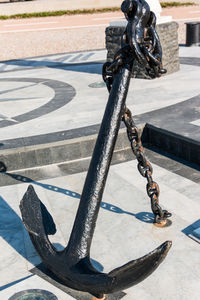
[106,21,179,78]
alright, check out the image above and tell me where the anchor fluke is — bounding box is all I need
[20,185,171,298]
[20,184,56,237]
[108,240,172,291]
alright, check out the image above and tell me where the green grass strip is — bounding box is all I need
[0,7,121,20]
[0,2,196,20]
[160,2,195,8]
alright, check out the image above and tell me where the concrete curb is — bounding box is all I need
[0,127,140,186]
[0,121,199,186]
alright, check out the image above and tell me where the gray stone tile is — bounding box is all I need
[50,142,81,164]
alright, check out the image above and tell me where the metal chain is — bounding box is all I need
[122,106,171,224]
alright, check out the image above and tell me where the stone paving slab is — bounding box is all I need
[0,158,199,299]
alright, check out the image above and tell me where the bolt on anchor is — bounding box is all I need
[20,1,172,299]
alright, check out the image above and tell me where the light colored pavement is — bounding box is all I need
[0,47,199,180]
[0,159,200,299]
[0,4,199,298]
[0,42,199,299]
[0,47,199,140]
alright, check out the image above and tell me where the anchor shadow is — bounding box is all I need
[101,202,154,223]
[0,171,154,290]
[0,170,153,295]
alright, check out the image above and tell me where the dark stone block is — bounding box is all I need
[0,152,22,172]
[80,138,96,158]
[144,147,200,184]
[19,149,37,169]
[142,125,200,166]
[36,147,52,167]
[59,158,91,175]
[50,142,81,164]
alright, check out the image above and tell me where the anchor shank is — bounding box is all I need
[67,65,132,259]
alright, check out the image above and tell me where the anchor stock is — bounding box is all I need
[20,1,172,298]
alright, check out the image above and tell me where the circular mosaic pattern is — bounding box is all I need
[0,78,76,128]
[8,289,58,300]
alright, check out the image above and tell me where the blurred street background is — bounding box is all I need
[0,0,199,60]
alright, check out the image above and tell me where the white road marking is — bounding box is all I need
[0,23,108,33]
[4,21,58,27]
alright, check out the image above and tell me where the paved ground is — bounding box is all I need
[0,45,199,299]
[0,47,199,148]
[0,2,199,298]
[0,159,200,300]
[0,1,199,60]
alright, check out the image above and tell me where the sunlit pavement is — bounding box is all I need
[0,45,199,299]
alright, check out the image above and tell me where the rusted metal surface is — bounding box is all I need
[123,107,172,226]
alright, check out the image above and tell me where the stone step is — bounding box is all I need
[0,119,199,186]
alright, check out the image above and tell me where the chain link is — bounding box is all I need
[123,107,171,224]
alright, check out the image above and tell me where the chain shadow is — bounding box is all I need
[6,171,155,224]
[101,202,154,223]
[0,171,154,267]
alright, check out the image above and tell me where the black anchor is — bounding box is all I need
[20,1,172,299]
